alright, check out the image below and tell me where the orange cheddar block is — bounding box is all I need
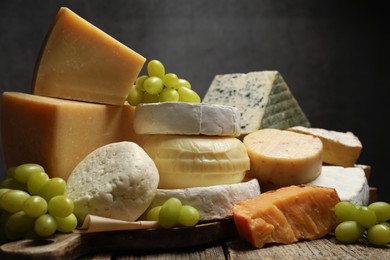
[233,185,340,248]
[1,92,140,180]
[33,7,145,105]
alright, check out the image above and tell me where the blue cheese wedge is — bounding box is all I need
[203,71,310,135]
[306,166,369,205]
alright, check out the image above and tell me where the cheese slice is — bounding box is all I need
[243,129,323,186]
[142,134,250,189]
[32,7,145,105]
[134,102,241,136]
[203,71,310,135]
[1,92,140,180]
[143,178,261,221]
[306,166,369,206]
[288,126,362,167]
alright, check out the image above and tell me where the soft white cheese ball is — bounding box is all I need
[65,141,159,223]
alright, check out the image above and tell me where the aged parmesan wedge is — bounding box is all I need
[288,126,362,167]
[233,185,340,248]
[66,142,159,223]
[134,102,241,136]
[144,178,261,221]
[142,135,250,189]
[203,71,310,135]
[33,7,145,105]
[243,129,322,186]
[306,166,369,205]
[1,92,141,180]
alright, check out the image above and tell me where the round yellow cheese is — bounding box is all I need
[243,129,322,186]
[142,135,250,189]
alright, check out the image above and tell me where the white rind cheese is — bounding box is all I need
[134,102,241,136]
[203,71,310,135]
[306,166,369,205]
[144,178,261,221]
[288,126,362,167]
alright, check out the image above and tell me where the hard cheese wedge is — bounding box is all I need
[32,7,145,105]
[288,126,362,167]
[142,134,250,189]
[233,185,340,248]
[1,92,140,180]
[134,102,241,136]
[243,129,323,186]
[203,71,310,135]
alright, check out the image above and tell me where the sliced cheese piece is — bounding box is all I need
[32,7,145,105]
[66,142,159,223]
[203,71,310,135]
[142,134,250,189]
[1,92,140,180]
[134,102,241,136]
[306,166,369,205]
[143,178,261,221]
[288,126,362,167]
[243,129,322,186]
[233,185,340,248]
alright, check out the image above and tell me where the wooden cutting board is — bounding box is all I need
[0,219,238,259]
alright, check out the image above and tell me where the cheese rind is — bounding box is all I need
[142,134,250,189]
[32,7,145,105]
[134,102,241,136]
[1,92,140,180]
[288,126,362,167]
[243,129,322,186]
[144,178,261,221]
[203,71,310,135]
[306,166,369,205]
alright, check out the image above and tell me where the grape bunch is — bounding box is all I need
[145,197,200,228]
[127,60,201,106]
[334,200,390,246]
[0,163,77,242]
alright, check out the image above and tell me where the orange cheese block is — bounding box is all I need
[243,129,323,186]
[1,92,140,180]
[32,7,145,105]
[233,185,340,248]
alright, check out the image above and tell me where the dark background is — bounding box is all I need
[1,1,389,201]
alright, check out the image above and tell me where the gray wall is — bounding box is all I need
[1,0,389,201]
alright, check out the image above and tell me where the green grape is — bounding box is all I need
[335,221,364,244]
[367,223,390,246]
[127,85,143,106]
[27,171,49,195]
[23,195,48,218]
[178,87,201,103]
[144,76,164,95]
[6,211,35,234]
[1,178,27,191]
[48,195,74,218]
[55,213,78,233]
[159,88,179,102]
[334,201,357,222]
[38,177,66,201]
[355,206,377,228]
[147,60,165,79]
[143,92,160,103]
[146,206,161,221]
[159,198,182,228]
[14,163,45,184]
[368,201,390,223]
[1,190,30,213]
[6,166,16,178]
[34,214,57,237]
[163,73,179,88]
[177,205,200,227]
[176,78,191,89]
[135,75,148,91]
